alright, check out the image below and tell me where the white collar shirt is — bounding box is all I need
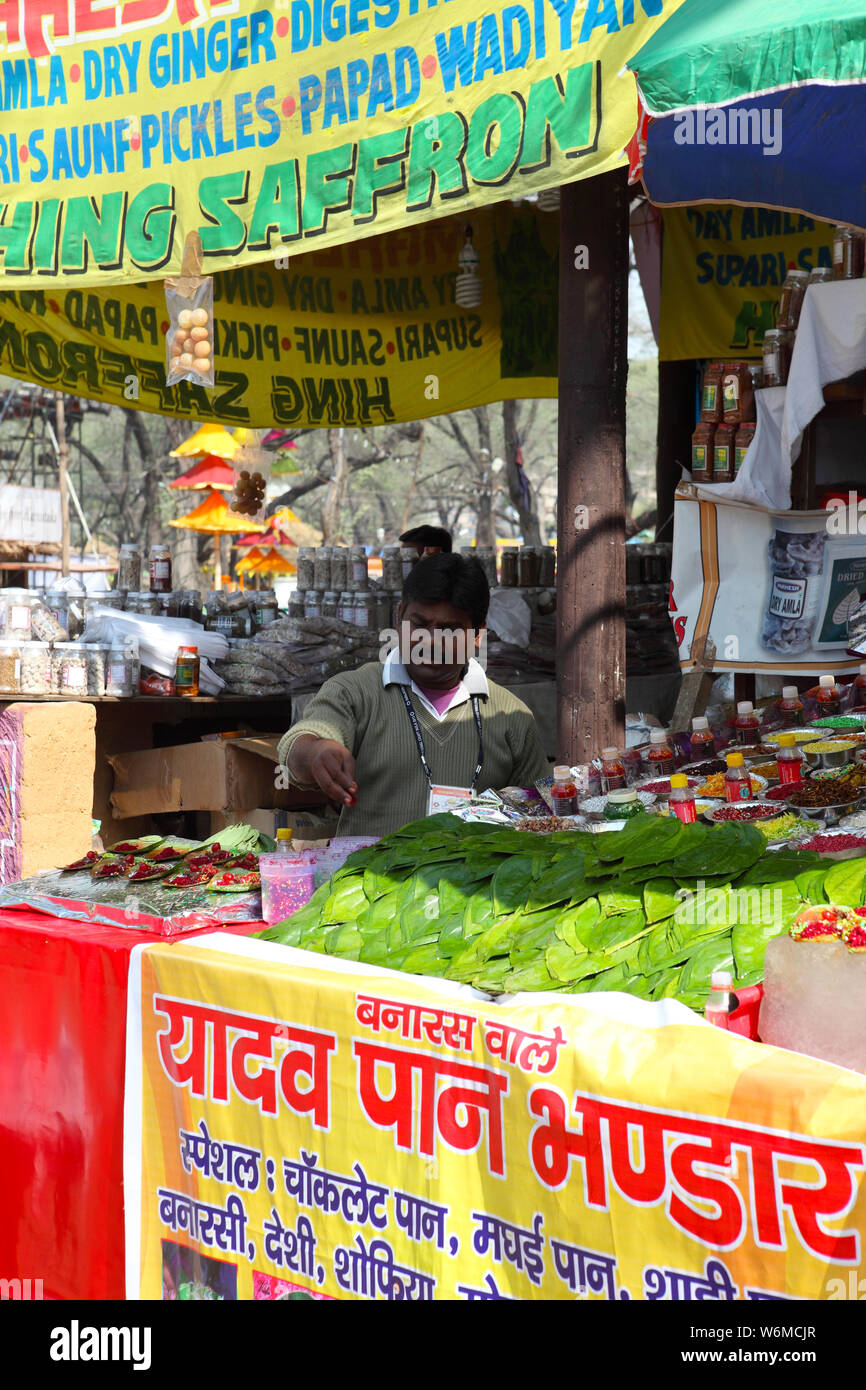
[381,648,489,723]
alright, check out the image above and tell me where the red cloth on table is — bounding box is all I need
[0,909,261,1301]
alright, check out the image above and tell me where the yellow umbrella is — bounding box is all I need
[170,488,266,586]
[169,423,240,461]
[269,506,322,548]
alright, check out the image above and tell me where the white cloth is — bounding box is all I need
[381,648,488,723]
[692,280,866,512]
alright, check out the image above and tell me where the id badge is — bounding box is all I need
[427,784,473,816]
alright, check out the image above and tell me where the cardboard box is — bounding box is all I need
[209,807,338,842]
[109,736,289,819]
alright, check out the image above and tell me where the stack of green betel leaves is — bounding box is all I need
[258,812,866,1012]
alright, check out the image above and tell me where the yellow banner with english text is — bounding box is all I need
[0,0,686,290]
[0,203,557,426]
[125,934,866,1302]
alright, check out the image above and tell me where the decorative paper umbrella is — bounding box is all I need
[167,454,235,491]
[169,423,241,461]
[628,0,866,228]
[235,547,266,574]
[170,488,265,586]
[250,548,297,575]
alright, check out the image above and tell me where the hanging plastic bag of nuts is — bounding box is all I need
[164,231,215,390]
[230,431,272,524]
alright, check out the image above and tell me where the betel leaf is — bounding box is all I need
[678,939,735,994]
[672,821,764,879]
[824,857,866,906]
[735,853,817,887]
[619,817,692,870]
[590,814,657,863]
[356,888,400,936]
[555,898,599,952]
[597,884,644,916]
[643,879,682,925]
[577,908,647,955]
[546,940,600,983]
[323,877,368,923]
[501,960,563,993]
[731,917,785,978]
[491,855,536,915]
[525,856,590,911]
[324,924,363,959]
[794,866,829,904]
[462,892,495,938]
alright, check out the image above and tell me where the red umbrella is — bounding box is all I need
[168,454,235,491]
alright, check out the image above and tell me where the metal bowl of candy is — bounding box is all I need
[679,758,727,778]
[718,743,777,762]
[780,782,864,823]
[695,771,769,799]
[703,801,779,824]
[811,715,866,731]
[763,728,822,748]
[632,776,699,797]
[800,738,858,769]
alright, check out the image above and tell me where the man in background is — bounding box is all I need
[399,524,452,561]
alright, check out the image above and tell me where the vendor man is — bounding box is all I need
[278,553,549,837]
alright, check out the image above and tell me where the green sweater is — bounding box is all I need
[278,661,549,837]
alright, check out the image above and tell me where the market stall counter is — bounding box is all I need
[0,908,262,1301]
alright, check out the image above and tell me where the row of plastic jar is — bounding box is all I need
[0,637,140,698]
[288,588,397,629]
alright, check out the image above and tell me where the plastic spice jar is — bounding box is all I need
[713,423,736,482]
[700,362,724,422]
[518,546,540,587]
[85,643,110,696]
[691,422,715,483]
[175,645,200,697]
[350,547,369,590]
[55,642,88,696]
[721,361,755,425]
[833,226,865,280]
[381,547,402,590]
[734,422,756,476]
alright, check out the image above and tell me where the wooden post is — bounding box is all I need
[55,392,71,578]
[557,170,629,763]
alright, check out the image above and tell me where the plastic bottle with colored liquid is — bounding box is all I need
[733,701,760,744]
[724,751,752,802]
[647,729,675,777]
[669,773,697,824]
[852,664,866,707]
[689,716,716,761]
[600,747,626,792]
[775,733,804,786]
[778,685,804,728]
[550,766,578,817]
[816,674,841,719]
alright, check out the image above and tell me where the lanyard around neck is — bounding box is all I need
[399,684,484,795]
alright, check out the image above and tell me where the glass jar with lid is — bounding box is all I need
[808,265,833,286]
[762,330,782,387]
[381,546,402,590]
[700,362,724,422]
[691,423,715,483]
[353,591,376,629]
[251,588,280,628]
[833,225,865,280]
[349,547,369,591]
[19,641,52,695]
[499,549,518,587]
[43,588,71,637]
[117,543,141,592]
[313,546,332,592]
[0,639,20,693]
[85,643,110,696]
[0,591,34,641]
[178,590,202,624]
[477,546,498,587]
[321,590,339,618]
[175,645,200,697]
[336,591,354,624]
[330,546,348,593]
[539,546,556,588]
[296,547,315,591]
[159,590,182,619]
[105,638,138,697]
[399,547,415,582]
[53,642,89,697]
[777,268,809,330]
[287,589,305,620]
[148,544,172,593]
[518,546,540,587]
[304,589,322,620]
[713,424,735,483]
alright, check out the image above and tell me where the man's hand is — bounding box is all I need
[290,735,358,807]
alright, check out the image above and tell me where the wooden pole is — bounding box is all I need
[55,392,71,578]
[557,170,629,763]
